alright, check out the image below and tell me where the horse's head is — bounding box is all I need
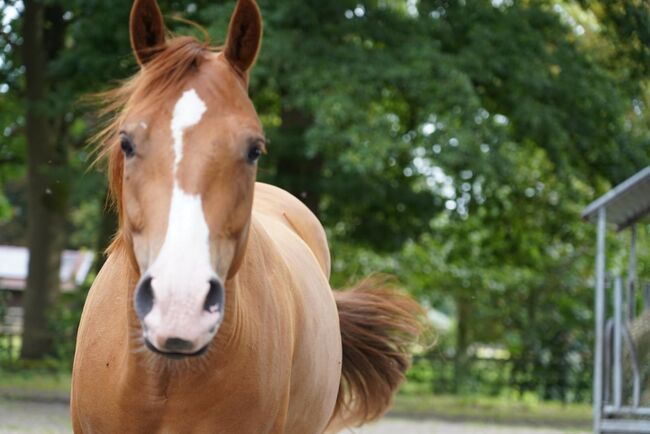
[112,0,263,357]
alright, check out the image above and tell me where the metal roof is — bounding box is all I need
[582,166,650,231]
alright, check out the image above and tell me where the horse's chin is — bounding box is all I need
[144,338,210,360]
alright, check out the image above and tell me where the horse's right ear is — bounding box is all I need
[130,0,166,66]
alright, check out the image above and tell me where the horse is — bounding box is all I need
[70,0,426,432]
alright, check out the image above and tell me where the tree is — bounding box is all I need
[19,0,70,358]
[2,0,135,359]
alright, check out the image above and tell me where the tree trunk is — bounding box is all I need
[275,106,322,215]
[21,0,69,360]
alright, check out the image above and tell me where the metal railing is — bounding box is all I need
[597,277,650,433]
[594,215,650,433]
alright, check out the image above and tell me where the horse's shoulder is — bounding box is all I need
[253,182,331,278]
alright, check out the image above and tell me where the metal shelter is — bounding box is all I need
[583,166,650,433]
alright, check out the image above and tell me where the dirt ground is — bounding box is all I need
[0,399,588,434]
[0,399,70,434]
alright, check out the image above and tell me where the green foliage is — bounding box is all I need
[48,288,89,368]
[0,292,18,364]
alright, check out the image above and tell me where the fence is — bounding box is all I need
[591,217,650,431]
[0,302,21,362]
[597,273,650,432]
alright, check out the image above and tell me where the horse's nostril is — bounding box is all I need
[163,337,194,352]
[135,275,154,320]
[204,278,224,314]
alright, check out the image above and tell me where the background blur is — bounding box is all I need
[1,0,649,432]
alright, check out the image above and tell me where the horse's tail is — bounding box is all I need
[329,275,429,431]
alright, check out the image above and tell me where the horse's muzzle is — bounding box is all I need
[134,273,225,358]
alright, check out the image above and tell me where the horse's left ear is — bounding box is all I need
[224,0,263,79]
[130,0,166,66]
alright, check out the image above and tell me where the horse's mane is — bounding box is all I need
[93,36,218,256]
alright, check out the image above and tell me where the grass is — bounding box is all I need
[0,365,71,401]
[392,393,592,429]
[0,335,72,400]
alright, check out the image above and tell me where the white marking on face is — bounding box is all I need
[142,88,221,347]
[139,122,148,130]
[171,89,206,171]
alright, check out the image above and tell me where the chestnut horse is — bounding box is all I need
[71,0,425,432]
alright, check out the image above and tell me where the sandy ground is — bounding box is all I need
[0,399,588,434]
[0,399,71,434]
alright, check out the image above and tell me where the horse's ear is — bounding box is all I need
[224,0,263,78]
[130,0,166,66]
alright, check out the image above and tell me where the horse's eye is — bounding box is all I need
[247,146,262,164]
[120,135,135,158]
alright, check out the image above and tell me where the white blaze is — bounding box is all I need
[171,89,207,171]
[144,89,220,341]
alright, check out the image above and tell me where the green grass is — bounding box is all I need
[0,335,21,361]
[392,393,592,429]
[0,366,71,401]
[0,335,72,399]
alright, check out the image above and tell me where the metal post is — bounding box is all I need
[614,277,623,409]
[594,207,606,433]
[626,227,641,409]
[628,225,637,321]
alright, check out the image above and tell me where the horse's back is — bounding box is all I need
[253,183,331,279]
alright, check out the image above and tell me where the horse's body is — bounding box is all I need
[71,1,424,432]
[72,183,341,433]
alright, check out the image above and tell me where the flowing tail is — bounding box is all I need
[328,275,429,431]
